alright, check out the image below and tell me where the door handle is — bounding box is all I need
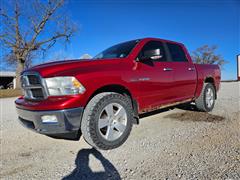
[163,68,173,71]
[188,67,195,71]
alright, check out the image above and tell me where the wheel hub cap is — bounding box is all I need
[98,103,127,141]
[206,88,214,108]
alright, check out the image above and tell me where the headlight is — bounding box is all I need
[44,76,86,96]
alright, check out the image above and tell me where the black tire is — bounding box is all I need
[81,92,134,150]
[195,83,216,112]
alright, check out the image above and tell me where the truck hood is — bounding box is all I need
[25,59,122,77]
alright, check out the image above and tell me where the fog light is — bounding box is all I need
[41,115,58,124]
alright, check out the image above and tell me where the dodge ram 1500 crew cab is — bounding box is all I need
[15,38,221,150]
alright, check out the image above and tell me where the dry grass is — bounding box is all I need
[0,89,22,98]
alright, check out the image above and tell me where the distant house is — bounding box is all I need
[0,71,16,89]
[80,54,92,59]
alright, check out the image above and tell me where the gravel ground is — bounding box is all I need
[0,82,239,180]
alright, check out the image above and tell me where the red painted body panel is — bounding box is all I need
[15,38,221,113]
[194,64,221,98]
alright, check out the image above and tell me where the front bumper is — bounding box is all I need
[16,107,83,140]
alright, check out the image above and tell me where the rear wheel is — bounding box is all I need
[81,92,134,150]
[195,83,216,112]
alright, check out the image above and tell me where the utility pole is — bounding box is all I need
[238,54,240,81]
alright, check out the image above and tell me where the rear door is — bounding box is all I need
[165,42,197,101]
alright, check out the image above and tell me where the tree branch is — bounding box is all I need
[29,0,64,48]
[35,33,69,48]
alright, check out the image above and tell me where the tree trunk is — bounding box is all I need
[15,61,24,89]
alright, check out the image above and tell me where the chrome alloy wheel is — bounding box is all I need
[206,88,214,108]
[98,103,127,141]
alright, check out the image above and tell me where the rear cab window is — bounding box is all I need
[166,43,188,62]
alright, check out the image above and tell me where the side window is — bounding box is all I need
[138,41,167,62]
[167,43,188,62]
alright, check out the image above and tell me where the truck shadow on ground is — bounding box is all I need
[62,148,120,180]
[164,111,225,122]
[139,104,224,123]
[169,103,225,122]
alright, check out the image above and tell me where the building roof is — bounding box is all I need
[0,71,16,77]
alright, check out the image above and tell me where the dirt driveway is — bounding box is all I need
[0,82,239,179]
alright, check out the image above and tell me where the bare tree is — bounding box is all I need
[0,0,76,89]
[191,45,227,67]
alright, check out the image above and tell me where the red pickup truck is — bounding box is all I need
[15,38,221,150]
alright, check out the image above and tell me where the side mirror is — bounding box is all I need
[142,49,163,60]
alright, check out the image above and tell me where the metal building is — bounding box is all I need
[0,71,16,89]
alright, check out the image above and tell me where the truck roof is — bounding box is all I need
[139,37,184,46]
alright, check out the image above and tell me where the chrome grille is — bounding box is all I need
[21,72,47,100]
[28,75,41,85]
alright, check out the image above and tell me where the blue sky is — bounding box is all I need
[49,0,239,80]
[2,0,240,80]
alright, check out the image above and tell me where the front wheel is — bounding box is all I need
[195,83,216,112]
[81,92,134,150]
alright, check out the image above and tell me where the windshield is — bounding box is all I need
[93,40,139,60]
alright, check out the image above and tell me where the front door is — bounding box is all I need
[134,40,176,110]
